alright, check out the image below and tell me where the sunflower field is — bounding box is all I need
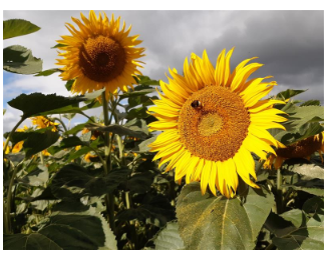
[3,11,324,250]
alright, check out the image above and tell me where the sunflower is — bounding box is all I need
[148,49,287,198]
[31,116,58,132]
[56,10,145,99]
[264,132,324,170]
[84,152,98,162]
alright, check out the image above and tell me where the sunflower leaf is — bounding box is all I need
[271,214,324,250]
[8,93,85,119]
[300,100,321,106]
[284,163,324,180]
[3,206,117,250]
[50,163,130,200]
[3,45,42,74]
[23,130,60,158]
[276,89,306,101]
[152,221,185,250]
[3,19,40,39]
[34,68,61,77]
[85,122,149,139]
[176,182,274,250]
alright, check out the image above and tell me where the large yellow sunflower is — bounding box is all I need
[56,10,145,99]
[264,132,324,170]
[148,48,287,198]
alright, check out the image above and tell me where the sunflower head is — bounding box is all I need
[56,10,145,100]
[148,48,287,198]
[31,116,58,132]
[264,131,324,169]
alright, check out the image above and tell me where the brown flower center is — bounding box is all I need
[276,136,322,158]
[79,35,126,82]
[178,85,250,162]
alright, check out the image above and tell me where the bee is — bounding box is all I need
[191,100,202,110]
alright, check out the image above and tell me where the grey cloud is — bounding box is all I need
[3,10,324,103]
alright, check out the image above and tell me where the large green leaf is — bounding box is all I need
[51,163,130,200]
[20,165,49,187]
[7,93,85,119]
[23,130,60,158]
[9,128,60,157]
[282,104,324,131]
[302,197,324,215]
[272,214,324,250]
[285,163,324,180]
[176,183,274,250]
[273,101,324,145]
[3,45,42,74]
[116,194,175,227]
[3,206,117,250]
[280,209,306,228]
[85,122,149,139]
[153,222,185,250]
[3,19,40,39]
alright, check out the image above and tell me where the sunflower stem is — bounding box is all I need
[101,91,115,230]
[39,152,44,165]
[3,117,25,155]
[53,117,68,132]
[6,159,25,234]
[276,169,283,214]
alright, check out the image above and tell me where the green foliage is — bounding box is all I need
[8,93,85,119]
[3,52,324,252]
[270,93,324,145]
[276,89,306,100]
[176,183,274,249]
[3,45,42,74]
[3,19,40,39]
[34,68,61,76]
[152,222,185,250]
[4,207,117,250]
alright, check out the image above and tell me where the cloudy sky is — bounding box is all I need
[2,10,324,134]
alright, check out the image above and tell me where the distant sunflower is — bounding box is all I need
[31,116,58,132]
[148,49,287,198]
[264,132,324,170]
[56,10,145,99]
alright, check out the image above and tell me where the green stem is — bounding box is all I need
[6,160,24,234]
[276,169,283,214]
[4,199,9,234]
[78,111,95,123]
[54,117,68,132]
[39,152,45,165]
[116,134,125,165]
[125,191,131,209]
[3,117,25,155]
[101,91,115,230]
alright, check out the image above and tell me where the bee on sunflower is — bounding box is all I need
[148,48,287,198]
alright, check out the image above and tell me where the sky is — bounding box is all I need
[2,9,324,134]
